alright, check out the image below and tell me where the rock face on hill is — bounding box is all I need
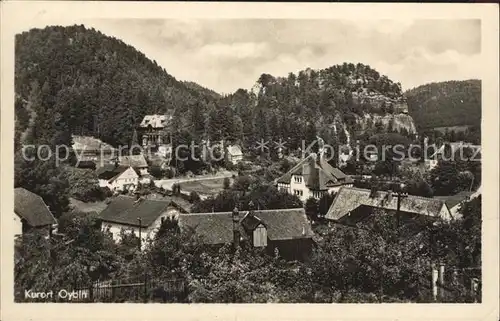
[235,63,417,149]
[15,24,417,158]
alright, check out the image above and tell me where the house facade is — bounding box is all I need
[178,208,314,261]
[14,188,58,239]
[138,114,173,158]
[276,151,353,202]
[325,187,453,226]
[99,195,190,249]
[225,145,243,165]
[97,165,139,192]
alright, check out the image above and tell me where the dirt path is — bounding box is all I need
[154,171,235,190]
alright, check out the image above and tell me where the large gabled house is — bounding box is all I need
[14,188,58,238]
[178,208,314,261]
[139,114,173,158]
[97,165,139,192]
[98,195,191,248]
[276,151,353,202]
[325,187,453,227]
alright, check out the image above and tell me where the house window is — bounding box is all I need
[294,176,302,183]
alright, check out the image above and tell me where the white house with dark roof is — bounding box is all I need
[97,165,139,192]
[14,188,58,238]
[178,208,314,261]
[98,195,191,248]
[275,151,353,202]
[325,187,453,226]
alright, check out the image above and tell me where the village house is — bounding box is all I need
[225,144,243,165]
[96,165,139,192]
[276,151,353,202]
[117,154,149,175]
[325,187,453,227]
[98,195,191,248]
[14,188,58,239]
[71,135,115,169]
[138,114,173,158]
[434,189,481,219]
[178,208,314,261]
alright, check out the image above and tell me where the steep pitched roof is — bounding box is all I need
[434,191,474,209]
[96,165,130,181]
[118,154,148,168]
[276,153,352,189]
[14,188,57,227]
[99,195,190,227]
[72,135,115,152]
[178,208,314,245]
[325,187,451,221]
[139,114,172,129]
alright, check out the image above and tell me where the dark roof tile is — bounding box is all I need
[14,188,57,227]
[178,208,314,245]
[276,153,352,189]
[325,187,451,221]
[99,195,190,227]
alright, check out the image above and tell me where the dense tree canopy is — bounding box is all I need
[405,80,481,131]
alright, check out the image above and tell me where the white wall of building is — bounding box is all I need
[100,167,139,192]
[290,174,311,202]
[101,206,181,250]
[439,204,453,221]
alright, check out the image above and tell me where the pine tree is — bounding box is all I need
[305,120,318,154]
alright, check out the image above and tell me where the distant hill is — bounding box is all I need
[15,24,419,167]
[15,24,219,147]
[213,63,417,155]
[182,81,221,100]
[405,80,481,131]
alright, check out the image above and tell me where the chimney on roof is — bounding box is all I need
[309,152,317,167]
[232,207,240,248]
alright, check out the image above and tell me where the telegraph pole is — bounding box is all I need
[392,183,408,229]
[137,217,142,251]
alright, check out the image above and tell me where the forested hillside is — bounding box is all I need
[15,24,220,148]
[207,63,416,158]
[405,80,481,131]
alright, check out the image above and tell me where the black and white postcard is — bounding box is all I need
[1,2,498,321]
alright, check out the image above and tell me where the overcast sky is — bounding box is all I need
[19,19,481,94]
